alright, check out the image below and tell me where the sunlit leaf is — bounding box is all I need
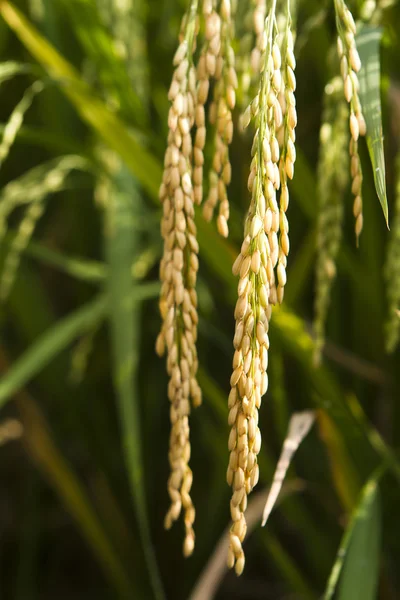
[0,122,86,154]
[0,294,106,404]
[318,411,361,511]
[357,25,388,227]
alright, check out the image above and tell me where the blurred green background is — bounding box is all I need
[0,0,400,598]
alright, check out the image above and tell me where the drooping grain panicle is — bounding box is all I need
[384,152,400,353]
[155,0,202,558]
[360,0,394,23]
[202,0,237,238]
[276,9,297,305]
[313,78,349,366]
[194,0,220,206]
[227,0,294,576]
[334,0,366,245]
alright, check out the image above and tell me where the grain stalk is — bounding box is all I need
[313,79,350,366]
[334,0,366,245]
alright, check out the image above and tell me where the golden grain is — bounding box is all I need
[157,2,202,557]
[335,0,365,243]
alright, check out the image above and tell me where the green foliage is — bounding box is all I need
[0,1,399,599]
[337,479,381,600]
[357,25,389,227]
[325,475,382,600]
[104,163,164,599]
[313,79,349,365]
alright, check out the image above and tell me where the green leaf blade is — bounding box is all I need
[357,25,389,227]
[0,284,159,405]
[325,477,381,600]
[104,167,165,600]
[0,294,107,405]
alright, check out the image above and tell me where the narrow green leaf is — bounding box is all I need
[325,476,381,600]
[0,284,159,405]
[0,122,89,154]
[2,232,107,283]
[0,294,107,404]
[357,25,388,227]
[104,167,165,600]
[346,394,400,484]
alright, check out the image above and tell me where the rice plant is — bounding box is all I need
[0,1,399,599]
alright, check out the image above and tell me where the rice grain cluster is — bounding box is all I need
[335,0,366,244]
[226,2,297,574]
[156,2,201,557]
